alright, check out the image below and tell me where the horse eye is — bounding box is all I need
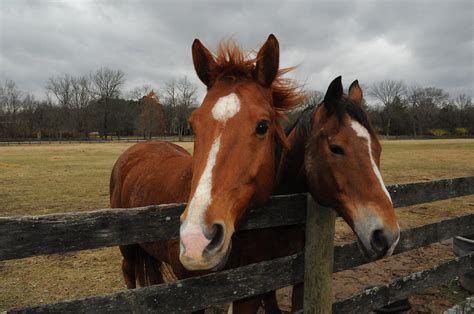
[256,120,269,137]
[329,144,344,155]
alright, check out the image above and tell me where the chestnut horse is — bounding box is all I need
[111,70,399,312]
[110,34,303,311]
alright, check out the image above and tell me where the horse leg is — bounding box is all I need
[140,251,162,286]
[291,283,304,312]
[232,296,262,314]
[119,244,139,289]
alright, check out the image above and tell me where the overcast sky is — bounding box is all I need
[1,0,473,102]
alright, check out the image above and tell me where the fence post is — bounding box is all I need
[304,194,336,313]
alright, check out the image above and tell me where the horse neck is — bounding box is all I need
[275,107,315,194]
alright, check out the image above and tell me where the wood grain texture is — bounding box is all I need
[1,176,472,261]
[304,196,336,313]
[8,254,304,313]
[10,251,474,313]
[333,213,474,272]
[333,252,474,313]
[0,203,185,261]
[388,176,474,208]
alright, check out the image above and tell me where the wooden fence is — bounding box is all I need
[2,176,474,313]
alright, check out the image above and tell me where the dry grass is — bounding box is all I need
[0,142,193,217]
[0,139,473,311]
[380,139,474,184]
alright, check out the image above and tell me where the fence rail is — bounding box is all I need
[3,176,474,313]
[333,252,474,313]
[9,253,474,313]
[8,212,473,313]
[1,176,472,262]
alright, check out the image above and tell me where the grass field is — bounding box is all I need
[0,139,473,311]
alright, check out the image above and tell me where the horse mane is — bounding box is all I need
[333,96,375,135]
[210,40,306,116]
[289,95,375,139]
[292,105,316,138]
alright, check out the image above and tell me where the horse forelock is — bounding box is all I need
[310,95,375,138]
[334,96,374,136]
[209,39,305,117]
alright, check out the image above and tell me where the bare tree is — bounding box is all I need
[369,80,407,136]
[70,77,92,110]
[46,75,73,108]
[0,79,23,114]
[162,78,179,107]
[90,67,125,99]
[19,93,38,137]
[176,77,197,140]
[128,84,153,100]
[90,67,125,139]
[70,76,93,137]
[46,75,93,137]
[409,86,449,135]
[0,79,23,137]
[369,80,407,105]
[406,85,423,136]
[453,94,472,111]
[161,77,197,140]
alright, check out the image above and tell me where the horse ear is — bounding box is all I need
[324,76,343,112]
[348,80,363,105]
[192,39,217,87]
[254,34,279,87]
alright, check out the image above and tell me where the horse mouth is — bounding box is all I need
[211,242,231,272]
[356,237,384,260]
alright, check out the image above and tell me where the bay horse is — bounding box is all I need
[110,34,304,312]
[274,76,400,310]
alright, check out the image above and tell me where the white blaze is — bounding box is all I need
[184,135,221,226]
[351,121,392,203]
[182,93,241,229]
[212,93,241,121]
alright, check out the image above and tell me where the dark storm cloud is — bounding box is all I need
[0,0,472,100]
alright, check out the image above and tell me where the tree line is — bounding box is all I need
[301,80,473,137]
[0,67,197,140]
[366,80,473,136]
[1,72,473,140]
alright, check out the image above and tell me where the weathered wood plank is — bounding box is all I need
[1,176,472,261]
[0,194,305,261]
[304,196,336,313]
[239,193,307,230]
[10,251,474,313]
[388,176,474,208]
[333,213,474,272]
[8,254,305,313]
[6,214,474,312]
[333,252,474,313]
[0,203,185,261]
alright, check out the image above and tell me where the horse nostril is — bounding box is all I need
[371,229,389,253]
[205,223,225,253]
